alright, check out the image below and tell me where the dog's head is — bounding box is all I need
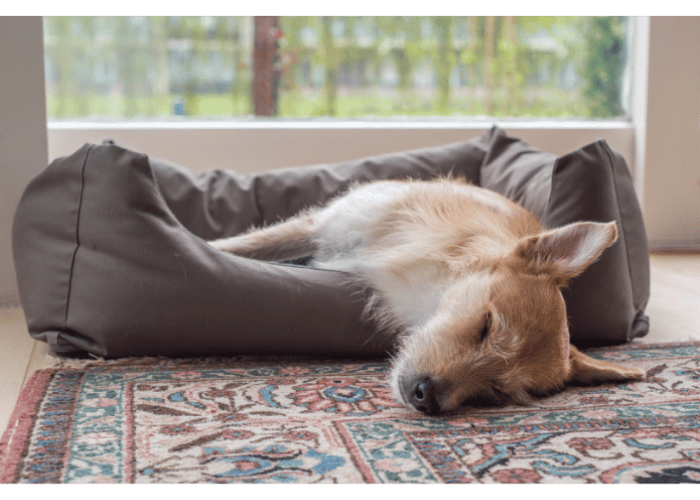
[389,220,645,414]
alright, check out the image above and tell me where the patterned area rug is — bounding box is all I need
[1,342,699,483]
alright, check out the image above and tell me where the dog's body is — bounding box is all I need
[210,178,644,414]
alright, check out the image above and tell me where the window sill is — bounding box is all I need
[47,119,636,177]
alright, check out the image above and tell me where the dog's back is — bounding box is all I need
[310,178,541,329]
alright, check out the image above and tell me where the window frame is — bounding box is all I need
[46,16,643,174]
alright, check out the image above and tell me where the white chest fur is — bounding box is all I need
[311,182,453,327]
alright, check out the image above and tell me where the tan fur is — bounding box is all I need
[210,178,645,414]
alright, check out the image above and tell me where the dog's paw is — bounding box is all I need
[627,367,647,380]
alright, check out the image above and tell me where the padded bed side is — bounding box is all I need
[479,127,650,346]
[48,144,402,357]
[12,144,99,354]
[545,141,650,346]
[151,139,488,242]
[13,137,491,359]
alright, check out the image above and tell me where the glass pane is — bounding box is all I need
[43,16,631,120]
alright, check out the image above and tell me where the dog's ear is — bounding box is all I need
[513,221,617,285]
[567,345,645,385]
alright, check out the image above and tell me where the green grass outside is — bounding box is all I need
[46,87,601,120]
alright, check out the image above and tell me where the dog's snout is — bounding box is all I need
[405,376,440,414]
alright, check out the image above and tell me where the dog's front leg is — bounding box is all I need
[208,212,319,262]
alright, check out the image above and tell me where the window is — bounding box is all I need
[43,16,631,121]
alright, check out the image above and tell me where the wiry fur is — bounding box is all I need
[210,177,645,414]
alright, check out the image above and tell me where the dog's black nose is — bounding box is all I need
[406,376,440,414]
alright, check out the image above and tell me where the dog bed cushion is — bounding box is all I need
[11,127,649,357]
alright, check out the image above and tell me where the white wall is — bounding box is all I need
[0,17,48,303]
[642,17,700,249]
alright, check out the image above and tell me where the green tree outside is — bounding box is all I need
[42,16,630,120]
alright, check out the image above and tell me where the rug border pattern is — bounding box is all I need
[1,341,699,483]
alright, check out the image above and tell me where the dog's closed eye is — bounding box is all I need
[479,311,492,342]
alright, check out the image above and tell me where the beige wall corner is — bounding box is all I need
[0,17,48,301]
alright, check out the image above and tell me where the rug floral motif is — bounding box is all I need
[1,342,700,483]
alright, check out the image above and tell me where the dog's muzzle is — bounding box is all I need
[401,375,441,414]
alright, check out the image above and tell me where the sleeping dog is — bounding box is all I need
[209,178,645,414]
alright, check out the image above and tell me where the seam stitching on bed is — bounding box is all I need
[251,174,265,229]
[540,157,559,227]
[64,144,93,329]
[601,140,637,341]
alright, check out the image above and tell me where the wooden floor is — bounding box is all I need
[1,254,698,434]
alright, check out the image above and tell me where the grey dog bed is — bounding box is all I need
[12,127,650,358]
